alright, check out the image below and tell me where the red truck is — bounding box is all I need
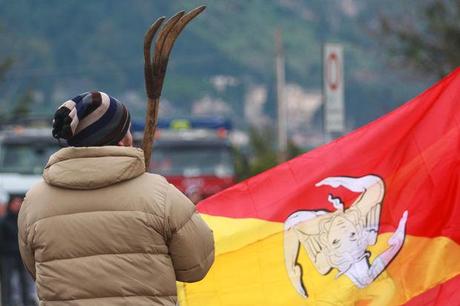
[133,118,236,203]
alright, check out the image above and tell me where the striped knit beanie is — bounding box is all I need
[52,91,131,147]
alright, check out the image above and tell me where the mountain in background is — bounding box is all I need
[0,0,434,142]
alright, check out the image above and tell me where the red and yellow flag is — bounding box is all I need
[179,68,460,306]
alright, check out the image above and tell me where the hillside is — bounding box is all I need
[0,0,433,133]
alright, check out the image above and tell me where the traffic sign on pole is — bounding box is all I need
[323,43,345,134]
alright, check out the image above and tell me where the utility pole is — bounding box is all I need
[275,29,287,163]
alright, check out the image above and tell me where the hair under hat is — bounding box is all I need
[52,91,131,147]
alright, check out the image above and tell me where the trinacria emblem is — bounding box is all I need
[284,175,408,298]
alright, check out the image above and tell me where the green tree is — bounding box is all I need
[0,60,13,122]
[0,22,14,121]
[247,127,278,177]
[234,127,305,181]
[11,88,34,119]
[0,57,12,83]
[0,23,39,122]
[381,0,460,77]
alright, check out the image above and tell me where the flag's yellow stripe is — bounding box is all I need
[200,214,282,256]
[179,216,460,306]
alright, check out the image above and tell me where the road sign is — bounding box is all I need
[323,43,345,133]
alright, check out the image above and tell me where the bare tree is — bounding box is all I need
[381,0,460,77]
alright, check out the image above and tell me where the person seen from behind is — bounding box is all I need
[1,196,37,306]
[18,91,215,306]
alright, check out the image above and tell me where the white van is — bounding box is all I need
[0,127,61,215]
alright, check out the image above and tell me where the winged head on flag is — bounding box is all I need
[284,175,408,298]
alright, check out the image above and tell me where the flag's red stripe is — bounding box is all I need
[198,68,460,243]
[402,274,460,306]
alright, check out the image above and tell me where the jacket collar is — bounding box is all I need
[43,146,145,190]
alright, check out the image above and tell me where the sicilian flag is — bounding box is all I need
[179,68,460,306]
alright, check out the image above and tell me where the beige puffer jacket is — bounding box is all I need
[18,146,214,306]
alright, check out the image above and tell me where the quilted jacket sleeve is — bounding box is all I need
[18,197,36,280]
[165,184,215,282]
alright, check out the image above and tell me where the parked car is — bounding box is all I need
[0,127,61,215]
